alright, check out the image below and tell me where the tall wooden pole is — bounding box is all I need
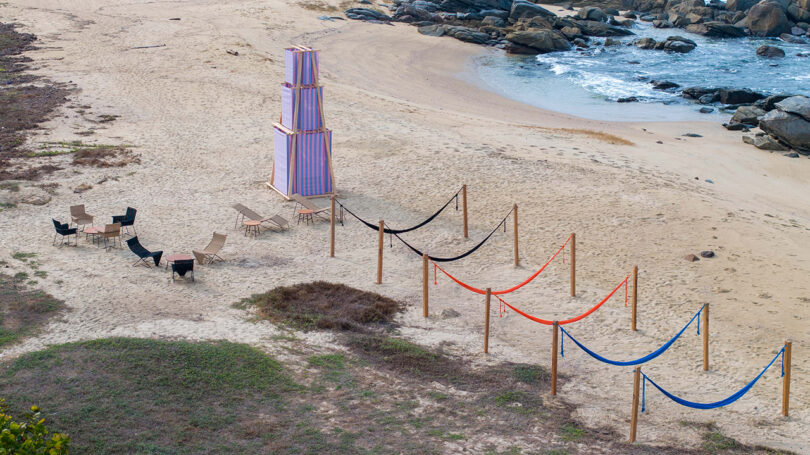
[632,265,638,331]
[702,303,709,371]
[422,253,429,318]
[629,367,641,443]
[330,196,336,257]
[570,233,576,297]
[513,204,519,267]
[551,321,559,395]
[783,340,792,417]
[376,220,384,285]
[483,288,492,354]
[462,184,468,239]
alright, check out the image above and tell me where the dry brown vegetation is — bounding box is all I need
[517,124,635,146]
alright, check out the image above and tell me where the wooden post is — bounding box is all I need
[483,288,491,354]
[462,184,468,239]
[422,253,429,318]
[570,233,576,297]
[630,367,641,443]
[702,303,709,371]
[632,265,638,331]
[513,204,519,267]
[783,340,792,417]
[376,220,384,285]
[330,196,336,258]
[551,321,559,395]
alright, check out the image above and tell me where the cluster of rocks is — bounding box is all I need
[628,0,810,41]
[720,95,810,155]
[347,0,638,54]
[634,35,697,51]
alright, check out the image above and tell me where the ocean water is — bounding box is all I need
[470,21,810,121]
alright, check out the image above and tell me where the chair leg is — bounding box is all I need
[53,233,57,246]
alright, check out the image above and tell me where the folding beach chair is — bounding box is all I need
[193,232,226,265]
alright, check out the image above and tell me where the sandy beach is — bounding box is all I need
[1,0,809,451]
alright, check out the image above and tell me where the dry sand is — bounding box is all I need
[1,0,809,451]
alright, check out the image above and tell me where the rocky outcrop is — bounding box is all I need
[686,21,748,37]
[345,8,392,21]
[756,44,786,56]
[577,6,608,22]
[509,0,555,21]
[727,0,760,11]
[572,19,635,36]
[656,35,697,52]
[747,1,791,36]
[418,24,491,44]
[732,105,767,124]
[505,30,572,54]
[759,96,810,153]
[743,133,790,150]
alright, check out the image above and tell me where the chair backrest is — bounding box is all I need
[232,203,247,214]
[52,219,68,232]
[104,223,121,237]
[126,236,149,257]
[270,215,289,228]
[70,205,85,217]
[192,251,206,263]
[125,207,137,221]
[292,194,323,211]
[240,206,264,222]
[205,232,226,253]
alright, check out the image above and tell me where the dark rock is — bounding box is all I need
[784,152,801,157]
[780,33,806,43]
[640,14,657,21]
[743,133,790,150]
[719,88,765,105]
[450,27,492,44]
[610,17,636,26]
[726,0,759,11]
[775,95,810,121]
[793,26,807,34]
[604,7,621,16]
[699,93,720,104]
[757,44,786,57]
[418,24,446,36]
[683,86,718,99]
[651,80,680,90]
[482,15,506,26]
[635,37,657,48]
[617,96,639,102]
[573,19,635,36]
[699,107,715,113]
[724,121,746,129]
[700,250,715,258]
[684,254,700,262]
[659,35,697,52]
[732,105,767,124]
[683,132,703,137]
[759,108,810,152]
[686,21,748,37]
[756,94,792,111]
[787,4,810,22]
[578,6,608,22]
[747,1,791,36]
[505,30,572,54]
[604,37,622,46]
[510,0,556,21]
[480,9,510,19]
[623,11,638,18]
[345,7,392,21]
[653,19,675,27]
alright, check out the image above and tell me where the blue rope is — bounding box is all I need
[642,374,646,412]
[642,345,786,410]
[559,305,705,367]
[561,328,564,358]
[697,312,700,335]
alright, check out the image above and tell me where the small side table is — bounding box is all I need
[83,226,103,245]
[244,220,261,238]
[297,209,314,225]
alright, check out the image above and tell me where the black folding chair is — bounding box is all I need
[112,207,137,235]
[126,236,163,267]
[52,219,78,246]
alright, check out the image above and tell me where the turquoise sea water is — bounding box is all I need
[471,21,810,121]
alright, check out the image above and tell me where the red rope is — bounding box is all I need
[497,274,630,326]
[624,278,628,307]
[431,234,572,296]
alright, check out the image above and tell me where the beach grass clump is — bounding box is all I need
[0,273,65,347]
[235,281,403,332]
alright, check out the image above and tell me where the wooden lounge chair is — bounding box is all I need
[51,219,78,246]
[126,236,163,267]
[70,204,94,230]
[232,204,289,230]
[102,223,122,250]
[172,259,195,282]
[291,194,330,221]
[193,232,226,265]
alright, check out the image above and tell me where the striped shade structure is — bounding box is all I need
[284,48,319,86]
[273,124,333,197]
[281,84,324,131]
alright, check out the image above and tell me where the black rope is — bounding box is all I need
[393,207,513,262]
[336,186,462,235]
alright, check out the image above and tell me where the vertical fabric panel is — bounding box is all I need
[280,85,323,131]
[273,127,289,196]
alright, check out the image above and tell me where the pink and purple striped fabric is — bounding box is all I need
[273,126,333,197]
[284,48,319,86]
[281,84,324,131]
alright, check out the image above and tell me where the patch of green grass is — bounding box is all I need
[494,390,525,407]
[703,430,740,453]
[12,251,36,262]
[0,273,65,347]
[13,271,28,282]
[560,423,585,442]
[33,270,47,278]
[545,450,568,455]
[513,364,547,384]
[0,182,19,192]
[428,391,448,401]
[308,353,353,388]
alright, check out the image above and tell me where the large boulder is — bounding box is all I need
[577,6,608,22]
[505,30,572,53]
[759,107,810,152]
[573,19,636,36]
[743,133,790,150]
[756,44,786,57]
[510,0,555,21]
[684,22,747,37]
[787,3,810,22]
[747,1,791,36]
[635,37,658,48]
[418,24,491,44]
[774,95,810,121]
[719,88,766,104]
[655,35,698,52]
[732,105,767,124]
[726,0,759,11]
[345,8,392,21]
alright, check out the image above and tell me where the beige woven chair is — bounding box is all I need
[102,222,121,250]
[70,204,94,230]
[193,232,226,264]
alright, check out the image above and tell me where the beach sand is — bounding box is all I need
[1,0,809,451]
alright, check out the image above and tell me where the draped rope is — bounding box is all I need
[431,234,573,295]
[642,345,786,411]
[393,207,513,262]
[559,305,705,366]
[336,187,462,235]
[495,274,631,326]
